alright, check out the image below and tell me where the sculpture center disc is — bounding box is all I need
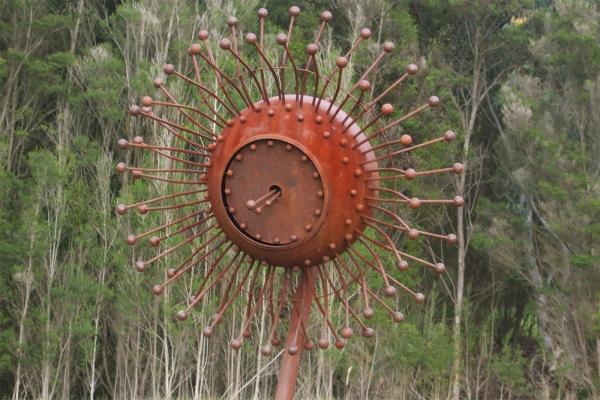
[222,138,326,246]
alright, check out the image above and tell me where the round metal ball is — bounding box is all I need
[320,11,333,22]
[363,307,374,319]
[141,96,153,107]
[306,43,318,55]
[203,326,214,337]
[288,6,300,16]
[381,103,394,115]
[152,285,164,295]
[287,345,299,355]
[198,30,209,40]
[414,293,426,304]
[444,130,456,142]
[126,234,136,246]
[408,228,419,240]
[359,28,372,39]
[340,326,353,339]
[175,310,188,321]
[398,260,409,271]
[163,64,175,75]
[129,105,141,116]
[116,162,127,174]
[116,204,127,215]
[276,33,288,46]
[383,285,397,297]
[428,95,441,107]
[257,8,268,18]
[189,43,202,55]
[260,345,272,356]
[153,78,163,88]
[227,16,238,26]
[383,41,395,53]
[434,263,446,274]
[334,339,346,349]
[149,236,160,247]
[406,63,419,75]
[117,139,128,149]
[454,196,464,207]
[245,33,257,45]
[318,338,328,350]
[409,197,421,209]
[219,38,231,50]
[230,339,242,350]
[362,327,374,338]
[400,134,413,146]
[446,233,457,244]
[358,80,371,91]
[336,56,348,68]
[393,311,404,323]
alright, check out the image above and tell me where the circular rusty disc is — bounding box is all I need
[207,95,378,268]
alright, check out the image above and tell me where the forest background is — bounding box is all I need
[1,0,599,399]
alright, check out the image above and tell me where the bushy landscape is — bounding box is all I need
[1,0,599,398]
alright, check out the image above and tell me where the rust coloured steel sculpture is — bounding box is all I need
[116,5,463,400]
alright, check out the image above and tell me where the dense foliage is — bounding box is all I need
[0,0,598,399]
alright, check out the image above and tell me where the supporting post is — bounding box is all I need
[274,267,317,400]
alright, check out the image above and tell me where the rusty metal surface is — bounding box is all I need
[207,95,378,268]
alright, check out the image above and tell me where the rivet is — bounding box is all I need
[344,233,353,241]
[240,115,247,123]
[208,143,216,151]
[250,144,257,151]
[254,104,262,112]
[350,189,357,197]
[317,190,324,198]
[328,243,336,250]
[256,233,262,240]
[229,206,236,214]
[304,259,311,266]
[322,255,330,262]
[204,193,210,200]
[240,223,247,230]
[312,171,319,178]
[340,138,348,147]
[305,224,312,231]
[226,169,234,177]
[286,144,293,151]
[355,204,364,211]
[224,188,231,195]
[297,114,304,122]
[217,135,224,141]
[235,154,243,161]
[342,156,349,164]
[285,104,293,111]
[291,235,298,242]
[323,131,331,138]
[315,115,323,124]
[354,168,363,177]
[268,109,275,116]
[314,209,322,216]
[301,155,308,162]
[345,218,352,226]
[226,119,234,126]
[267,140,274,147]
[274,238,280,244]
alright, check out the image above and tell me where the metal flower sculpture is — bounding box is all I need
[116,5,462,398]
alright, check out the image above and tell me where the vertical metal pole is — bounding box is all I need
[274,267,317,400]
